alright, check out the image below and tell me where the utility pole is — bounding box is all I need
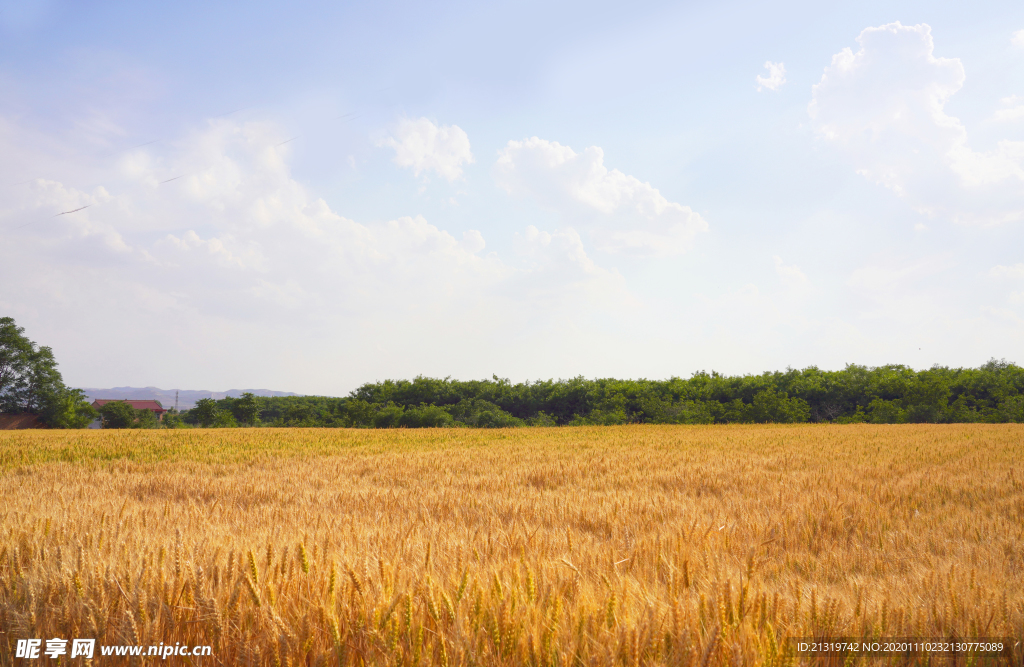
[175,391,179,412]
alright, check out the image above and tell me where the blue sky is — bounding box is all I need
[1,0,1022,394]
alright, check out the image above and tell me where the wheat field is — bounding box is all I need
[0,425,1022,665]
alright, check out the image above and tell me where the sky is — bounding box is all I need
[1,0,1023,395]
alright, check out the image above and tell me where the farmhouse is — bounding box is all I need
[90,399,168,428]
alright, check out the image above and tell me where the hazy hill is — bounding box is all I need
[77,387,301,411]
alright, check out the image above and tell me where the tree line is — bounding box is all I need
[4,316,1022,428]
[168,360,1024,428]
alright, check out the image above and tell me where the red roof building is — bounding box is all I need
[91,399,168,420]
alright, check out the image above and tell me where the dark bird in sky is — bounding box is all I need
[14,204,91,229]
[54,205,91,217]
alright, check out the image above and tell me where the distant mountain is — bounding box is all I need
[77,386,302,411]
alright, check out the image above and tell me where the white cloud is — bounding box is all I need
[756,61,787,92]
[773,255,807,284]
[990,263,1024,279]
[518,225,616,282]
[159,230,261,271]
[510,225,633,315]
[380,117,474,181]
[495,137,707,256]
[992,96,1024,123]
[1013,30,1024,49]
[810,22,1024,225]
[0,116,639,390]
[460,229,486,254]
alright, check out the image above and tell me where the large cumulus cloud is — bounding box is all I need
[810,22,1024,225]
[495,137,707,256]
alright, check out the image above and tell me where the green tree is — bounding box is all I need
[99,401,157,429]
[0,316,94,427]
[283,402,316,426]
[373,404,405,428]
[213,411,238,428]
[162,409,187,429]
[99,401,136,428]
[234,392,261,426]
[527,411,558,427]
[399,404,454,428]
[190,398,220,427]
[136,407,159,429]
[0,317,34,413]
[342,399,375,427]
[745,390,811,423]
[999,396,1024,422]
[448,399,524,427]
[866,398,907,424]
[659,400,715,424]
[40,387,97,428]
